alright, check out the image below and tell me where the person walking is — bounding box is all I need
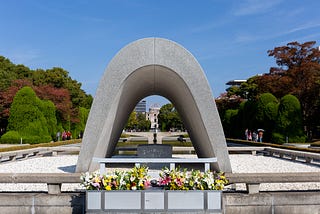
[248,131,252,141]
[245,129,249,140]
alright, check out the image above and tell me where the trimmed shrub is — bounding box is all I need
[21,135,52,144]
[272,94,306,144]
[0,131,21,144]
[255,93,279,141]
[39,100,57,139]
[6,86,52,143]
[255,93,278,123]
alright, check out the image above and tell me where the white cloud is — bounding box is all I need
[233,0,283,16]
[286,22,320,34]
[230,21,320,46]
[280,33,320,45]
[1,49,41,66]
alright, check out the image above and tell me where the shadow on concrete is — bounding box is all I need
[70,193,85,214]
[59,165,76,173]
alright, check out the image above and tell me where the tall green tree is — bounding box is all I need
[158,104,184,131]
[0,56,17,91]
[136,112,151,131]
[32,67,93,109]
[125,111,138,131]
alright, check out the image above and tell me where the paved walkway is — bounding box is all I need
[0,144,29,148]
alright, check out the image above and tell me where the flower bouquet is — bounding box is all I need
[158,167,228,190]
[80,165,150,190]
[82,165,228,211]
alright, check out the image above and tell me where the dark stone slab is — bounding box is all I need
[137,144,172,169]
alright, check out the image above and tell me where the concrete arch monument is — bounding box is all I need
[76,38,232,173]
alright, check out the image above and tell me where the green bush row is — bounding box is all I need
[1,86,90,144]
[0,131,52,144]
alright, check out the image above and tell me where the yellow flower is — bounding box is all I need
[105,185,111,191]
[126,184,131,190]
[94,177,101,183]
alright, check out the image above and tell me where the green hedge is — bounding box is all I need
[0,131,52,144]
[162,141,193,147]
[0,131,21,144]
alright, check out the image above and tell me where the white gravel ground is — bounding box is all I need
[0,154,319,192]
[229,154,320,191]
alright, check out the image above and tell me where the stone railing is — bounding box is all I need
[227,147,268,155]
[226,172,320,194]
[0,173,81,194]
[0,146,80,162]
[0,171,318,195]
[93,157,218,174]
[264,147,320,164]
[115,146,269,155]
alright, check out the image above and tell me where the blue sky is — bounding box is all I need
[1,0,319,108]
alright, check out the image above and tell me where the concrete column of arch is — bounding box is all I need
[76,38,232,173]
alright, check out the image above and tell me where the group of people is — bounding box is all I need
[245,128,264,142]
[56,130,72,141]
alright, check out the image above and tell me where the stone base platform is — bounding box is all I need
[0,191,319,214]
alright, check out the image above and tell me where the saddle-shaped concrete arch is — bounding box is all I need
[76,38,232,173]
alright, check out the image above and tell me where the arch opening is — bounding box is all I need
[103,65,213,159]
[76,38,231,173]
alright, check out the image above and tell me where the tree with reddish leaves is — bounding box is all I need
[223,41,320,140]
[0,79,33,129]
[33,85,74,122]
[261,41,320,139]
[0,56,92,140]
[0,79,74,133]
[216,92,243,120]
[252,74,292,98]
[268,41,320,70]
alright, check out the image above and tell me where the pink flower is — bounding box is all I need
[92,182,100,189]
[159,176,171,185]
[175,178,183,187]
[144,180,151,189]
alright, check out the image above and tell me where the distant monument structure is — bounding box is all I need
[146,103,161,131]
[76,38,232,173]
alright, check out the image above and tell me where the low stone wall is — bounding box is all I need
[223,191,320,214]
[0,192,85,214]
[0,191,319,214]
